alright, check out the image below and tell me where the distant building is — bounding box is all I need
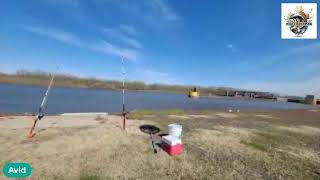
[285,96,304,103]
[276,97,288,102]
[305,95,317,106]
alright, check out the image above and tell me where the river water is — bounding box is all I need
[0,84,312,114]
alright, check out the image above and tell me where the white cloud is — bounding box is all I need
[23,25,84,47]
[227,44,237,52]
[47,0,181,30]
[23,25,139,61]
[270,43,320,61]
[121,37,142,49]
[102,28,142,49]
[119,24,136,35]
[94,40,139,61]
[237,42,320,96]
[99,0,181,27]
[141,69,178,84]
[148,0,180,21]
[253,42,320,70]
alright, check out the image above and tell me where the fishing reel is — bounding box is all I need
[37,113,44,120]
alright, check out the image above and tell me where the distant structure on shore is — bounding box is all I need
[304,95,317,106]
[188,87,199,98]
[225,90,275,99]
[197,87,319,106]
[276,96,288,102]
[275,95,319,106]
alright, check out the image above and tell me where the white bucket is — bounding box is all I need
[168,124,182,138]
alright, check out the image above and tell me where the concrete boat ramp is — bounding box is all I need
[0,112,120,129]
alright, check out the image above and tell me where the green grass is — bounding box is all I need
[256,132,276,141]
[241,141,268,152]
[79,174,101,180]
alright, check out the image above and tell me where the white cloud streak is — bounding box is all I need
[119,24,136,35]
[102,28,142,49]
[23,25,139,61]
[97,0,181,26]
[227,44,237,52]
[255,42,320,70]
[94,40,139,61]
[149,0,180,21]
[23,25,84,47]
[270,43,320,61]
[142,69,178,84]
[238,42,320,96]
[47,0,181,30]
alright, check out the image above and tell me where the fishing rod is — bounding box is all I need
[121,57,126,130]
[150,133,158,154]
[27,73,55,139]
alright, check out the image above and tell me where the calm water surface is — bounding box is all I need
[0,84,312,114]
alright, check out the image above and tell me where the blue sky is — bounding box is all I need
[0,0,319,96]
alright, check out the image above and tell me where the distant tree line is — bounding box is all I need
[0,69,274,97]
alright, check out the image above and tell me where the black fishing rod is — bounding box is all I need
[121,57,126,130]
[150,133,158,154]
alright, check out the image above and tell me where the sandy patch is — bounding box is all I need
[168,115,190,120]
[188,115,212,119]
[0,115,119,129]
[168,114,214,120]
[308,109,320,112]
[255,114,280,119]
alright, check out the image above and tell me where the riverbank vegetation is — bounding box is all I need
[0,70,247,96]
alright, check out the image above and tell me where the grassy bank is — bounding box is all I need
[1,109,319,179]
[129,109,320,179]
